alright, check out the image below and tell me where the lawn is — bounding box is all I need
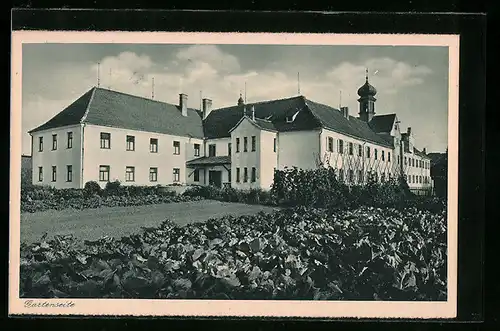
[20,200,279,244]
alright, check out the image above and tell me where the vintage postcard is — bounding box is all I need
[10,31,459,318]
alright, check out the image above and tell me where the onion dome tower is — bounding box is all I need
[357,68,377,122]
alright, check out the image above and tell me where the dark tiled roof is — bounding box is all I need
[203,96,319,138]
[253,118,278,132]
[413,147,430,158]
[304,100,393,147]
[368,114,396,133]
[29,87,205,138]
[186,156,231,166]
[28,88,95,133]
[204,96,392,147]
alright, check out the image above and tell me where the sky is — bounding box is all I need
[21,43,449,155]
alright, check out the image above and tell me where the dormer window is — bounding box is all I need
[286,116,294,123]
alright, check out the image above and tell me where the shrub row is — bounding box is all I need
[270,167,442,212]
[21,181,203,213]
[20,205,447,300]
[182,185,274,206]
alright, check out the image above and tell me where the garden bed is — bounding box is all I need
[20,205,447,301]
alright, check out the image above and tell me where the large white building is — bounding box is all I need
[29,74,432,194]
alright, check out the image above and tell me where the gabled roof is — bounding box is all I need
[204,96,393,147]
[369,114,397,134]
[228,115,278,134]
[29,87,205,138]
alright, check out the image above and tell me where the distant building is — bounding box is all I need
[429,151,447,198]
[29,72,432,194]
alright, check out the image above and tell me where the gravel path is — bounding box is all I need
[20,200,279,244]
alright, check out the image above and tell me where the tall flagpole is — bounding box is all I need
[97,62,100,87]
[297,72,300,95]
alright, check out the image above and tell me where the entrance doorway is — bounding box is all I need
[208,170,222,188]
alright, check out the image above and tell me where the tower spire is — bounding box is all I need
[297,72,301,95]
[365,68,369,82]
[97,62,100,87]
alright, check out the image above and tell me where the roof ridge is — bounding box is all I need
[80,86,97,123]
[212,95,305,112]
[94,87,200,111]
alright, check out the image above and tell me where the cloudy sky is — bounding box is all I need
[21,43,449,155]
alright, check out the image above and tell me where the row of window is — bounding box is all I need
[404,156,429,169]
[235,167,257,183]
[232,137,278,154]
[100,133,201,156]
[38,165,72,182]
[38,133,73,152]
[327,138,392,162]
[406,174,430,184]
[99,165,181,183]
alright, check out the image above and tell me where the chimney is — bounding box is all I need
[423,147,427,154]
[407,127,412,136]
[340,106,349,119]
[251,105,255,120]
[179,93,188,117]
[202,98,212,120]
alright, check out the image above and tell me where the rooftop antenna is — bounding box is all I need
[339,90,342,108]
[244,81,247,103]
[109,68,112,90]
[297,72,301,95]
[199,90,202,111]
[151,77,155,99]
[97,62,100,87]
[365,68,369,82]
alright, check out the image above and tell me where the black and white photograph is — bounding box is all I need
[10,31,459,318]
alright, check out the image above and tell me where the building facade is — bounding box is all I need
[29,74,432,194]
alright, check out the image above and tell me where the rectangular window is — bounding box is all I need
[388,152,391,162]
[192,169,199,182]
[208,144,216,157]
[366,146,371,158]
[349,169,354,182]
[125,166,135,182]
[67,132,73,149]
[38,167,43,182]
[66,165,73,182]
[228,169,231,183]
[236,168,240,183]
[99,165,110,182]
[349,142,353,155]
[251,167,256,182]
[100,133,111,149]
[243,167,248,182]
[251,136,256,152]
[419,175,422,184]
[358,144,363,157]
[243,137,248,152]
[126,135,135,151]
[52,134,57,150]
[236,138,240,152]
[228,143,232,156]
[405,156,407,165]
[382,150,385,161]
[374,149,378,160]
[337,139,344,154]
[173,141,180,155]
[150,138,158,153]
[194,143,200,156]
[38,137,43,152]
[173,168,180,182]
[150,167,158,182]
[51,166,57,182]
[328,137,334,152]
[274,138,277,152]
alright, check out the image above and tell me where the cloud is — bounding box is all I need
[175,45,240,73]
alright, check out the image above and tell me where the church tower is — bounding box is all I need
[357,69,377,122]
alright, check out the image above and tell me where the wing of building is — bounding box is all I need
[28,75,433,194]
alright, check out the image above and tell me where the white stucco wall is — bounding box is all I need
[259,130,278,190]
[82,124,204,188]
[205,137,231,157]
[30,124,82,189]
[231,118,262,190]
[403,152,432,190]
[277,130,320,171]
[319,128,396,183]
